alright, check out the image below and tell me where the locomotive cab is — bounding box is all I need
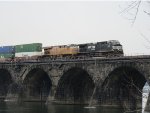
[108,40,124,56]
[108,40,123,50]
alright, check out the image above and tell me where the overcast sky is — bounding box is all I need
[0,1,150,55]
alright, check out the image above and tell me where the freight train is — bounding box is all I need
[0,40,123,62]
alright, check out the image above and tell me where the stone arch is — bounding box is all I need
[55,67,95,104]
[0,69,14,100]
[22,65,50,81]
[100,66,146,110]
[23,68,52,102]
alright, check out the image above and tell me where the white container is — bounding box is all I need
[15,52,43,57]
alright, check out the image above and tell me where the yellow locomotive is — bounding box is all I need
[43,45,79,57]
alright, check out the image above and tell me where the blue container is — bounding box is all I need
[0,46,15,54]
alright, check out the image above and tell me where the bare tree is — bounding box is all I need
[120,1,150,50]
[120,1,150,26]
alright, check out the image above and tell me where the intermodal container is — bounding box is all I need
[0,46,15,54]
[0,54,15,58]
[15,43,42,53]
[15,52,43,57]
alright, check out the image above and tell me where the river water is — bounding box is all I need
[0,102,142,113]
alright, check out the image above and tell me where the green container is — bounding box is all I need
[0,53,15,58]
[15,43,42,53]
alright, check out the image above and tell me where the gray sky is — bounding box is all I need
[0,1,150,55]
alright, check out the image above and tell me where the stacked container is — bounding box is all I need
[0,46,15,59]
[15,43,43,57]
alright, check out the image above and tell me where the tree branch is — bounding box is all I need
[131,1,141,26]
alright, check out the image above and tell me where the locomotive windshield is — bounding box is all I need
[108,40,120,45]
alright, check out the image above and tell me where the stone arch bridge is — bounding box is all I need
[0,56,150,111]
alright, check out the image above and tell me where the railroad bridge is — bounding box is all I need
[0,56,150,111]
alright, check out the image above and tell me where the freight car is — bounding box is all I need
[15,43,42,57]
[43,40,123,59]
[0,43,43,62]
[0,46,15,62]
[14,43,43,61]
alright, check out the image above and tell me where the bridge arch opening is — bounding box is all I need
[100,66,146,110]
[55,67,95,104]
[23,68,52,102]
[0,69,13,100]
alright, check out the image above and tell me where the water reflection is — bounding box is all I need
[0,102,140,113]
